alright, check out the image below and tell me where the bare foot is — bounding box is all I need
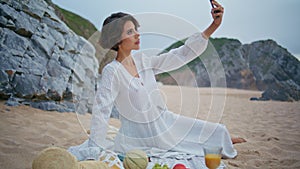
[231,137,247,144]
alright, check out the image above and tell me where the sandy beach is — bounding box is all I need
[0,85,299,169]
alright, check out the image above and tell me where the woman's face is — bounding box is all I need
[118,20,140,52]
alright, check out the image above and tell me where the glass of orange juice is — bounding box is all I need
[204,146,222,169]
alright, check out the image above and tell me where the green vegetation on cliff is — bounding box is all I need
[50,2,98,40]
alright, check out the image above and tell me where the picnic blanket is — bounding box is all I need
[68,125,226,169]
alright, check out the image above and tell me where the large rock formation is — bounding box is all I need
[243,40,300,101]
[0,0,99,113]
[157,38,300,101]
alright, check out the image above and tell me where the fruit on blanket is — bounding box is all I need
[173,163,187,169]
[123,149,148,169]
[152,163,170,169]
[32,147,79,169]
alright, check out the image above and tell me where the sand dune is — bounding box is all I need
[0,86,299,169]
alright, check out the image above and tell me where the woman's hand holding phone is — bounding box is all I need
[209,0,224,25]
[202,0,224,38]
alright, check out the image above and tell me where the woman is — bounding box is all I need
[70,0,245,162]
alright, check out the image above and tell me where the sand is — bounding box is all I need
[0,85,299,169]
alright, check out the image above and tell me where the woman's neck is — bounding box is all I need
[116,50,132,64]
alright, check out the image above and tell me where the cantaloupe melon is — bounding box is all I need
[32,147,79,169]
[32,147,110,169]
[123,150,148,169]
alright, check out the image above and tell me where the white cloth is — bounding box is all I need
[68,32,237,162]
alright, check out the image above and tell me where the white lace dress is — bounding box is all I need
[68,32,237,162]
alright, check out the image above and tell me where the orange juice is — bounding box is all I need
[205,154,221,169]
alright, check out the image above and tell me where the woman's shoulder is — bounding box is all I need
[102,60,119,74]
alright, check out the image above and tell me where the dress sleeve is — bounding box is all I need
[88,65,119,147]
[151,32,208,75]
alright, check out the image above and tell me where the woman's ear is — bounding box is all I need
[118,41,122,50]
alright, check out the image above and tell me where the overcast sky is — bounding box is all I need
[52,0,300,59]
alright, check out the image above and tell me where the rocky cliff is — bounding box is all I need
[0,0,99,113]
[157,38,300,101]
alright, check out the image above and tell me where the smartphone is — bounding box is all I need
[209,0,221,14]
[209,0,215,8]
